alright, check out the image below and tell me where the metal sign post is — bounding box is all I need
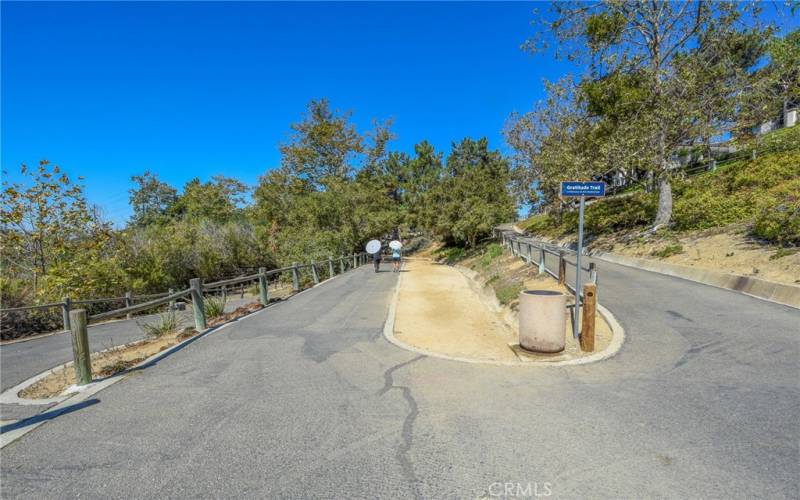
[574,195,585,339]
[560,181,606,339]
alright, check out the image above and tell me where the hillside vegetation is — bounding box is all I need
[521,127,800,247]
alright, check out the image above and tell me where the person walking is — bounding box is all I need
[391,246,402,272]
[372,249,382,273]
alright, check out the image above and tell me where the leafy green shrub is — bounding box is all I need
[495,281,523,305]
[752,180,800,245]
[477,243,504,268]
[672,189,754,230]
[651,244,684,258]
[203,295,227,319]
[585,193,656,234]
[436,246,467,264]
[138,312,183,338]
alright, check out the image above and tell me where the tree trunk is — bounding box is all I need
[653,176,672,229]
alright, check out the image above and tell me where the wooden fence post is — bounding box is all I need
[258,267,269,306]
[292,262,300,291]
[558,251,566,285]
[311,263,320,284]
[189,278,206,331]
[580,283,597,352]
[125,291,133,320]
[168,288,175,310]
[69,309,92,385]
[61,296,72,332]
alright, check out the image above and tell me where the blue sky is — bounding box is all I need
[2,1,571,223]
[4,2,793,225]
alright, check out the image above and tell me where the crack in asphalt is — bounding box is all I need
[378,355,424,498]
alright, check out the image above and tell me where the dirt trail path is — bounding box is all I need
[393,259,518,362]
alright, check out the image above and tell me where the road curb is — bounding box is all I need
[507,228,800,310]
[381,262,626,367]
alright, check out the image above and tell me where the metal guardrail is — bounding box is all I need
[497,230,597,299]
[1,251,371,338]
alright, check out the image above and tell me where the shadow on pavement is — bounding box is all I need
[1,398,100,434]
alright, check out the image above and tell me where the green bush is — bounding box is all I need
[436,246,467,264]
[477,243,504,268]
[586,193,656,234]
[203,295,227,319]
[138,312,183,338]
[752,180,800,245]
[651,244,684,258]
[495,281,523,305]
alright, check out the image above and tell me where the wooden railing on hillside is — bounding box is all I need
[0,253,370,340]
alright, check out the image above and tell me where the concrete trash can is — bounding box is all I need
[518,290,566,353]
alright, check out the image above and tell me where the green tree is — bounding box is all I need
[129,171,178,226]
[524,1,777,228]
[434,138,516,248]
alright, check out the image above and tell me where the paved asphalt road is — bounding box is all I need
[0,296,256,393]
[1,256,798,498]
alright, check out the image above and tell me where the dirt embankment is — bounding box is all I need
[528,225,799,286]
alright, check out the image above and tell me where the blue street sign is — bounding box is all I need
[560,181,606,198]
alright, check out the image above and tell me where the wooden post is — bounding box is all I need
[168,288,175,311]
[311,263,320,284]
[539,249,546,275]
[328,256,334,277]
[221,285,227,303]
[189,278,206,331]
[258,267,269,306]
[69,309,92,385]
[240,283,245,299]
[61,296,72,332]
[558,251,566,285]
[125,291,133,320]
[580,283,597,352]
[291,262,300,291]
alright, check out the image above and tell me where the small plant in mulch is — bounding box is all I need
[138,312,183,338]
[651,243,684,258]
[203,295,227,319]
[96,357,146,378]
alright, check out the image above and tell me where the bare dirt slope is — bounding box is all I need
[591,226,800,285]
